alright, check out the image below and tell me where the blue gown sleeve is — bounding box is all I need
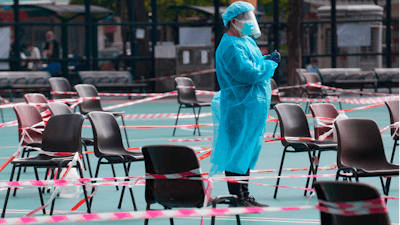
[222,42,277,84]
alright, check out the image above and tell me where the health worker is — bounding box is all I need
[210,1,280,207]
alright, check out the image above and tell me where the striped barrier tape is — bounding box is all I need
[102,91,177,111]
[121,112,212,120]
[316,197,387,216]
[308,83,397,97]
[195,90,217,95]
[137,69,216,82]
[177,86,195,89]
[0,205,315,224]
[0,95,10,104]
[82,124,214,129]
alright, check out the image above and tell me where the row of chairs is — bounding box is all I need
[3,103,242,224]
[272,101,399,200]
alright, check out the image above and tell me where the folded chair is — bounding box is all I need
[302,72,342,113]
[24,93,49,114]
[142,145,241,225]
[1,114,91,218]
[273,103,337,198]
[87,111,144,210]
[47,102,93,178]
[385,100,399,163]
[309,103,339,142]
[315,181,390,225]
[74,84,130,147]
[173,77,211,136]
[334,118,399,196]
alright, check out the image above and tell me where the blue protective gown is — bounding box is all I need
[210,33,278,176]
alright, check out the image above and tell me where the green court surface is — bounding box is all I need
[0,93,398,225]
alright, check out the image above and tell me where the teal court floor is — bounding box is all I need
[0,90,398,225]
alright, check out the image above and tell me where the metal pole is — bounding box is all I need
[85,0,92,70]
[331,0,337,68]
[129,0,137,79]
[386,0,392,68]
[151,0,157,92]
[214,0,221,91]
[273,0,280,84]
[14,0,20,71]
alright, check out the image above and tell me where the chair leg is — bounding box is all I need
[173,105,182,136]
[304,102,310,114]
[304,150,321,196]
[390,139,398,164]
[195,106,202,136]
[12,166,23,197]
[304,151,316,196]
[120,115,130,148]
[111,164,119,191]
[338,101,342,110]
[77,166,91,213]
[144,204,151,225]
[34,168,46,215]
[23,151,31,173]
[1,165,16,218]
[50,164,62,215]
[385,177,392,196]
[82,143,92,178]
[192,106,201,136]
[272,122,279,138]
[118,162,137,210]
[380,177,387,195]
[273,147,287,199]
[305,150,317,195]
[0,108,4,123]
[89,160,102,207]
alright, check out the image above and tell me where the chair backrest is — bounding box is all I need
[270,78,281,107]
[334,118,388,169]
[142,145,205,208]
[303,72,322,93]
[175,77,198,105]
[274,103,312,146]
[47,102,72,116]
[41,114,84,154]
[295,68,307,84]
[385,100,399,138]
[13,104,43,145]
[87,112,125,158]
[314,181,390,225]
[24,93,48,113]
[74,84,103,114]
[49,77,73,100]
[309,103,339,141]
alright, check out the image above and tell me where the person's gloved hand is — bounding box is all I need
[269,50,281,63]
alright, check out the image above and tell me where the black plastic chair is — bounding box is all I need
[315,181,390,225]
[385,100,399,164]
[47,102,93,178]
[1,114,91,218]
[334,118,399,196]
[273,103,337,198]
[142,145,241,225]
[270,78,281,137]
[309,103,339,142]
[24,93,49,114]
[302,72,342,113]
[74,84,130,147]
[87,111,144,210]
[13,104,44,179]
[173,77,211,136]
[49,77,73,100]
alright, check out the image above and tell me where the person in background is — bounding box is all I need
[43,31,60,59]
[306,59,318,73]
[210,1,280,207]
[24,43,41,70]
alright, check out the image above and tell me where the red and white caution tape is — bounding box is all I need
[122,112,211,120]
[0,205,314,224]
[103,91,176,111]
[317,197,387,216]
[137,69,216,82]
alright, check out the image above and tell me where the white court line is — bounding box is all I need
[187,216,320,224]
